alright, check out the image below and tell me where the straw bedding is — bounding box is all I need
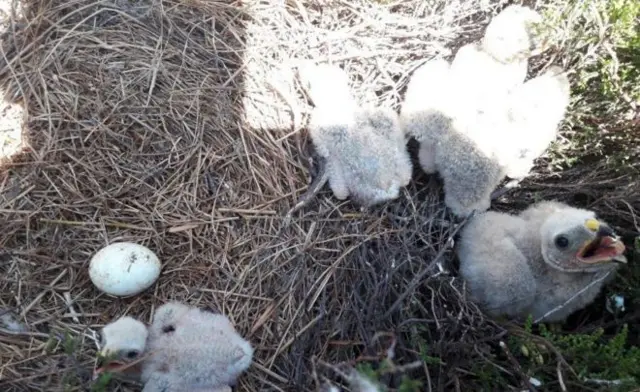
[0,0,637,391]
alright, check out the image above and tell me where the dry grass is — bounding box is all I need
[0,0,638,391]
[0,0,24,163]
[0,0,506,390]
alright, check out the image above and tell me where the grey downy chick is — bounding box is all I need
[95,302,253,392]
[96,315,149,382]
[297,63,412,207]
[399,7,567,218]
[450,5,567,181]
[400,58,504,217]
[456,64,570,181]
[456,201,627,323]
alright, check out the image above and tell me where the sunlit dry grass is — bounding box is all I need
[0,0,638,391]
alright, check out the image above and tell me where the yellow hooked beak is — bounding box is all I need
[579,218,627,264]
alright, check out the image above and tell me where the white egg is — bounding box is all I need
[89,242,161,297]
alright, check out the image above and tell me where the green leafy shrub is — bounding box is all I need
[539,0,640,169]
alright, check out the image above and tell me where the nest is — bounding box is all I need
[0,0,638,391]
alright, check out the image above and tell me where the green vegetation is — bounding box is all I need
[90,373,112,392]
[434,2,640,390]
[540,324,639,385]
[541,0,640,169]
[503,322,640,391]
[352,359,424,392]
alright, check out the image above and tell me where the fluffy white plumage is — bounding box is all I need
[449,5,546,114]
[400,5,570,218]
[97,302,253,392]
[500,66,571,179]
[481,4,546,63]
[100,316,148,366]
[298,63,413,207]
[456,201,627,322]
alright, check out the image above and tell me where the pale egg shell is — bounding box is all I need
[89,242,161,297]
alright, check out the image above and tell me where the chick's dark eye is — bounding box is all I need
[162,325,175,333]
[126,350,139,359]
[554,235,570,249]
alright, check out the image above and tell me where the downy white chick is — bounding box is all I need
[400,58,505,217]
[449,5,546,112]
[298,63,412,207]
[95,302,253,392]
[97,315,149,382]
[454,64,570,181]
[456,201,627,323]
[400,5,569,218]
[499,66,571,179]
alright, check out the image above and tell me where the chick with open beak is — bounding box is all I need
[94,302,253,392]
[539,212,627,273]
[457,200,628,323]
[578,219,627,264]
[95,316,148,381]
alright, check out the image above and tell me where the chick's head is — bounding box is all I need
[540,208,627,272]
[482,5,546,63]
[297,63,354,109]
[95,316,148,378]
[150,301,191,335]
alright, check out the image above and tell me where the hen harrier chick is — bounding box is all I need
[400,6,568,218]
[456,201,627,323]
[499,66,571,179]
[297,63,412,207]
[96,302,253,392]
[451,4,546,100]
